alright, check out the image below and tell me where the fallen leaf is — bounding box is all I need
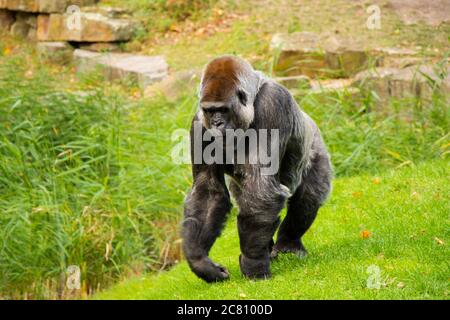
[239,293,247,298]
[352,191,363,198]
[397,282,405,289]
[372,178,381,185]
[360,230,372,239]
[434,237,445,245]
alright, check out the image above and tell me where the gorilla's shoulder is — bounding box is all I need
[256,79,295,107]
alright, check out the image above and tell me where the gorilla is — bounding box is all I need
[182,55,332,282]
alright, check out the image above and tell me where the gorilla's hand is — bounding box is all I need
[189,257,229,283]
[239,254,271,280]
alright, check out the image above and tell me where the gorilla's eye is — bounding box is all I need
[237,89,247,106]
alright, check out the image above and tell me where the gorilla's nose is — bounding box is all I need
[212,120,224,129]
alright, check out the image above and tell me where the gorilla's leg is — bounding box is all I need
[231,177,288,279]
[271,186,319,258]
[182,168,232,283]
[272,152,332,258]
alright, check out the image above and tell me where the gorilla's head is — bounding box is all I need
[198,55,265,133]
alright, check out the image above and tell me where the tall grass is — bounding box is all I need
[301,87,449,176]
[0,52,448,298]
[0,56,185,298]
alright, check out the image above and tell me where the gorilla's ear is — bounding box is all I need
[237,89,248,106]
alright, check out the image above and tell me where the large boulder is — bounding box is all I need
[323,36,368,77]
[74,49,168,89]
[271,32,327,78]
[37,12,134,42]
[0,0,99,13]
[271,32,369,78]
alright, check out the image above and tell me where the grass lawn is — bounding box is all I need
[95,160,449,300]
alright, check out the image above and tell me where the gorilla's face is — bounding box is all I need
[200,101,234,134]
[200,89,252,134]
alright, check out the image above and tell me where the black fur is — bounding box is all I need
[182,56,332,282]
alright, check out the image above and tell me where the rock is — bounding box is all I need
[81,6,130,18]
[388,0,450,26]
[78,42,120,52]
[74,49,168,89]
[271,32,327,78]
[271,32,369,78]
[275,75,311,89]
[353,65,450,105]
[10,19,29,37]
[10,11,37,39]
[38,0,98,13]
[372,47,423,68]
[0,0,99,13]
[37,12,135,42]
[37,41,73,63]
[0,0,39,12]
[0,9,14,30]
[16,11,36,28]
[323,36,368,77]
[144,69,201,101]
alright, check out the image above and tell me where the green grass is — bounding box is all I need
[95,160,449,300]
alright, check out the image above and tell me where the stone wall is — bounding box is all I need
[0,0,134,42]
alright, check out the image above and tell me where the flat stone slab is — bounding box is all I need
[0,0,98,13]
[74,49,168,89]
[37,12,134,42]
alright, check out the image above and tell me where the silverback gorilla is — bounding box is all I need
[182,55,332,282]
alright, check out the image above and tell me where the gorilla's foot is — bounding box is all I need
[270,239,308,259]
[239,254,271,280]
[189,257,229,283]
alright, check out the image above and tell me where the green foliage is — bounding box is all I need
[0,56,168,298]
[300,88,449,176]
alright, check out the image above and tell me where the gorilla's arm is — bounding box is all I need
[182,164,232,282]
